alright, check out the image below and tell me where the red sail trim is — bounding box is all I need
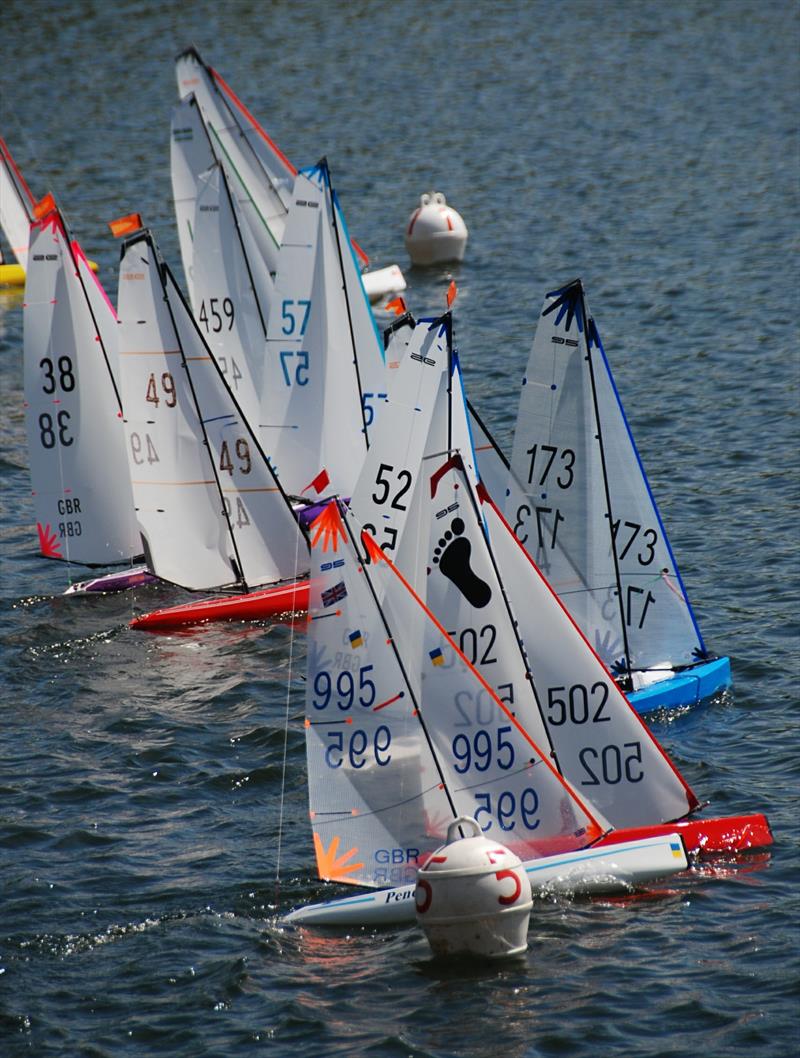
[210,66,297,176]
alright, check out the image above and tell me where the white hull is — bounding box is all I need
[284,833,687,927]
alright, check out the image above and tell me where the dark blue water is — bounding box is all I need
[1,1,798,1055]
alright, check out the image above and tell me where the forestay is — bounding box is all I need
[506,280,706,677]
[23,205,140,566]
[116,228,307,591]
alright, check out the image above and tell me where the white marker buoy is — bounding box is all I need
[415,816,533,959]
[405,192,468,266]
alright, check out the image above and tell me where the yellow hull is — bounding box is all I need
[0,263,26,286]
[0,259,99,287]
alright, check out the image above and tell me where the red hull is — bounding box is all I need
[598,813,772,856]
[131,579,310,631]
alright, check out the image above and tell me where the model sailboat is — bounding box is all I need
[23,195,145,585]
[501,279,730,713]
[115,222,309,603]
[285,367,771,926]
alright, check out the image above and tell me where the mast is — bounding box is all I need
[576,282,634,681]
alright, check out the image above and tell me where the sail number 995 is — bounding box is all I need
[313,665,376,710]
[325,726,392,769]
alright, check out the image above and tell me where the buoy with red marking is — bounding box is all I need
[414,816,532,959]
[405,192,468,266]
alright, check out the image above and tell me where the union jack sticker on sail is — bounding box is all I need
[322,581,347,608]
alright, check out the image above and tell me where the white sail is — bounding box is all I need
[304,501,605,890]
[174,47,290,278]
[480,495,699,826]
[116,227,306,591]
[191,161,274,428]
[170,95,215,307]
[349,313,450,561]
[23,205,140,566]
[507,280,706,678]
[305,501,453,889]
[261,162,384,498]
[0,134,35,269]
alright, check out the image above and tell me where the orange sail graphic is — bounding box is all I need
[313,833,364,882]
[309,501,346,553]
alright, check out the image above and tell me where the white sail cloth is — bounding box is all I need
[23,207,139,566]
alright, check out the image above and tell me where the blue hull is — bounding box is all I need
[628,656,731,714]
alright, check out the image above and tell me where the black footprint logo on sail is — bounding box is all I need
[431,517,491,608]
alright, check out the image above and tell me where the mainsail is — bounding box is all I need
[23,201,140,566]
[190,159,274,429]
[506,279,708,682]
[261,161,384,498]
[115,226,308,592]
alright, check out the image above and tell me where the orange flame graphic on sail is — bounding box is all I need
[313,833,364,882]
[309,501,346,553]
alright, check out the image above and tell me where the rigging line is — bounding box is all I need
[207,123,281,252]
[581,286,634,676]
[273,510,305,913]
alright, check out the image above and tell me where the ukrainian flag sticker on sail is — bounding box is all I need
[671,841,683,859]
[429,647,445,667]
[349,629,364,649]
